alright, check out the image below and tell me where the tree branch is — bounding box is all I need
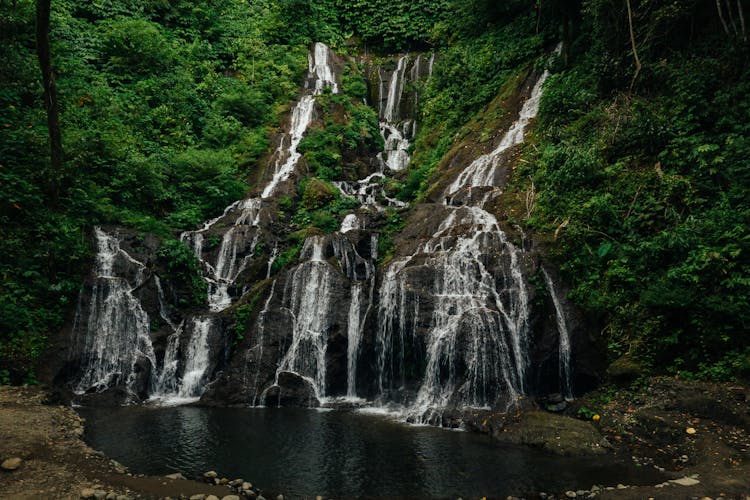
[626,0,642,93]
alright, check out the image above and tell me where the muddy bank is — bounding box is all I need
[464,377,750,498]
[0,386,239,499]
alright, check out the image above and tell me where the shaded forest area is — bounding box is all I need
[1,0,748,384]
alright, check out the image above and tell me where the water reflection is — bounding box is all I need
[80,407,661,498]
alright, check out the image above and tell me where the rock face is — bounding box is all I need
[52,44,604,422]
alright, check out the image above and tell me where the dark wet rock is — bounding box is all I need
[263,372,320,407]
[495,410,610,456]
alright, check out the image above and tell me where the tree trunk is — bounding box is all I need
[35,0,62,202]
[716,0,732,36]
[736,0,747,41]
[626,0,642,92]
[726,0,740,34]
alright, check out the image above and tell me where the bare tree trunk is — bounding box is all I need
[736,0,747,40]
[717,0,732,36]
[626,0,642,92]
[726,0,740,34]
[35,0,62,203]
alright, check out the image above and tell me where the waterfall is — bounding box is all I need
[372,65,559,422]
[244,280,277,406]
[71,228,157,397]
[72,44,340,403]
[542,268,573,399]
[176,317,215,398]
[376,54,433,173]
[346,283,364,398]
[268,237,334,399]
[445,69,552,197]
[263,42,338,198]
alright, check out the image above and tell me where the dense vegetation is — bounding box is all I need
[526,0,750,381]
[1,0,748,384]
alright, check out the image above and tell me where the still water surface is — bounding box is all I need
[79,406,659,499]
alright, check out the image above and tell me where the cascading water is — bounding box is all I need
[542,268,573,399]
[157,43,340,400]
[372,63,557,422]
[243,280,277,406]
[265,237,334,401]
[68,43,574,423]
[71,228,157,397]
[262,42,338,198]
[445,70,552,198]
[334,53,433,210]
[71,43,341,404]
[378,55,412,172]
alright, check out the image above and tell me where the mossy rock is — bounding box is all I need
[302,178,336,210]
[607,355,644,386]
[496,410,610,456]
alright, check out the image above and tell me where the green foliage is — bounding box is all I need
[99,18,175,76]
[377,209,406,263]
[526,17,750,379]
[273,0,450,50]
[157,239,207,306]
[270,243,303,275]
[402,11,543,201]
[576,406,597,420]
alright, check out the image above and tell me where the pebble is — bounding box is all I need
[165,473,186,480]
[565,491,577,498]
[206,496,219,500]
[106,494,117,500]
[276,496,284,500]
[93,491,107,500]
[576,490,585,496]
[222,496,241,500]
[189,495,206,500]
[242,482,252,491]
[670,477,701,486]
[1,457,23,471]
[230,479,244,487]
[204,471,218,479]
[616,484,627,489]
[80,489,96,499]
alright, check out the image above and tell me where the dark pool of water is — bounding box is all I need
[79,406,661,499]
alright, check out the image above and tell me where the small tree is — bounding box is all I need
[35,0,63,202]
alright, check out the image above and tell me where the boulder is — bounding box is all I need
[607,356,644,386]
[495,410,610,456]
[263,371,320,407]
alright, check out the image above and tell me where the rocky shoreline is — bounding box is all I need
[2,380,749,499]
